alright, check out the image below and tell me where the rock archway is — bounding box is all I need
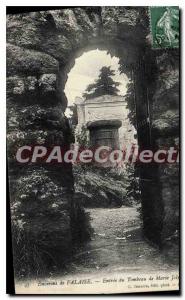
[7,7,179,278]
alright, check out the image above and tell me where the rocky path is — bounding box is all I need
[16,206,179,294]
[67,206,178,277]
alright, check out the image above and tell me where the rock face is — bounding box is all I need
[7,7,179,278]
[150,50,179,245]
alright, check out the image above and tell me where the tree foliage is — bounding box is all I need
[125,81,137,128]
[75,124,89,147]
[83,66,120,99]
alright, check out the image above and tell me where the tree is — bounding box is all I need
[83,66,120,99]
[125,81,137,128]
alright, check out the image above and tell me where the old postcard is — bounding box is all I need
[6,6,180,294]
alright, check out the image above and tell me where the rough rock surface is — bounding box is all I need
[7,43,59,76]
[7,7,179,278]
[150,50,179,242]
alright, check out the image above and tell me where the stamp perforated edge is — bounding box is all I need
[148,6,179,50]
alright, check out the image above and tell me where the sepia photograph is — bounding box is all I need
[6,5,180,294]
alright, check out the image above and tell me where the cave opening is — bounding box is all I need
[58,41,164,247]
[62,47,141,218]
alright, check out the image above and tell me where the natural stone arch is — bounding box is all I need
[58,39,142,110]
[58,37,164,245]
[7,7,179,278]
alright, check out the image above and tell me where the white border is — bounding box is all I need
[2,0,184,7]
[1,1,184,299]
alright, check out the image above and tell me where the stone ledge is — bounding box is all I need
[87,119,122,129]
[7,43,59,76]
[152,110,179,137]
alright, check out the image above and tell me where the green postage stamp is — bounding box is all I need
[149,6,179,49]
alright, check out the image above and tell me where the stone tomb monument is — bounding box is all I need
[75,94,137,149]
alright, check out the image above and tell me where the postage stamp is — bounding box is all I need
[149,7,179,49]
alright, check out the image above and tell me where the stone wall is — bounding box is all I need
[7,7,179,277]
[151,50,179,244]
[6,8,101,278]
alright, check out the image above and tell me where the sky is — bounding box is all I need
[64,49,129,116]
